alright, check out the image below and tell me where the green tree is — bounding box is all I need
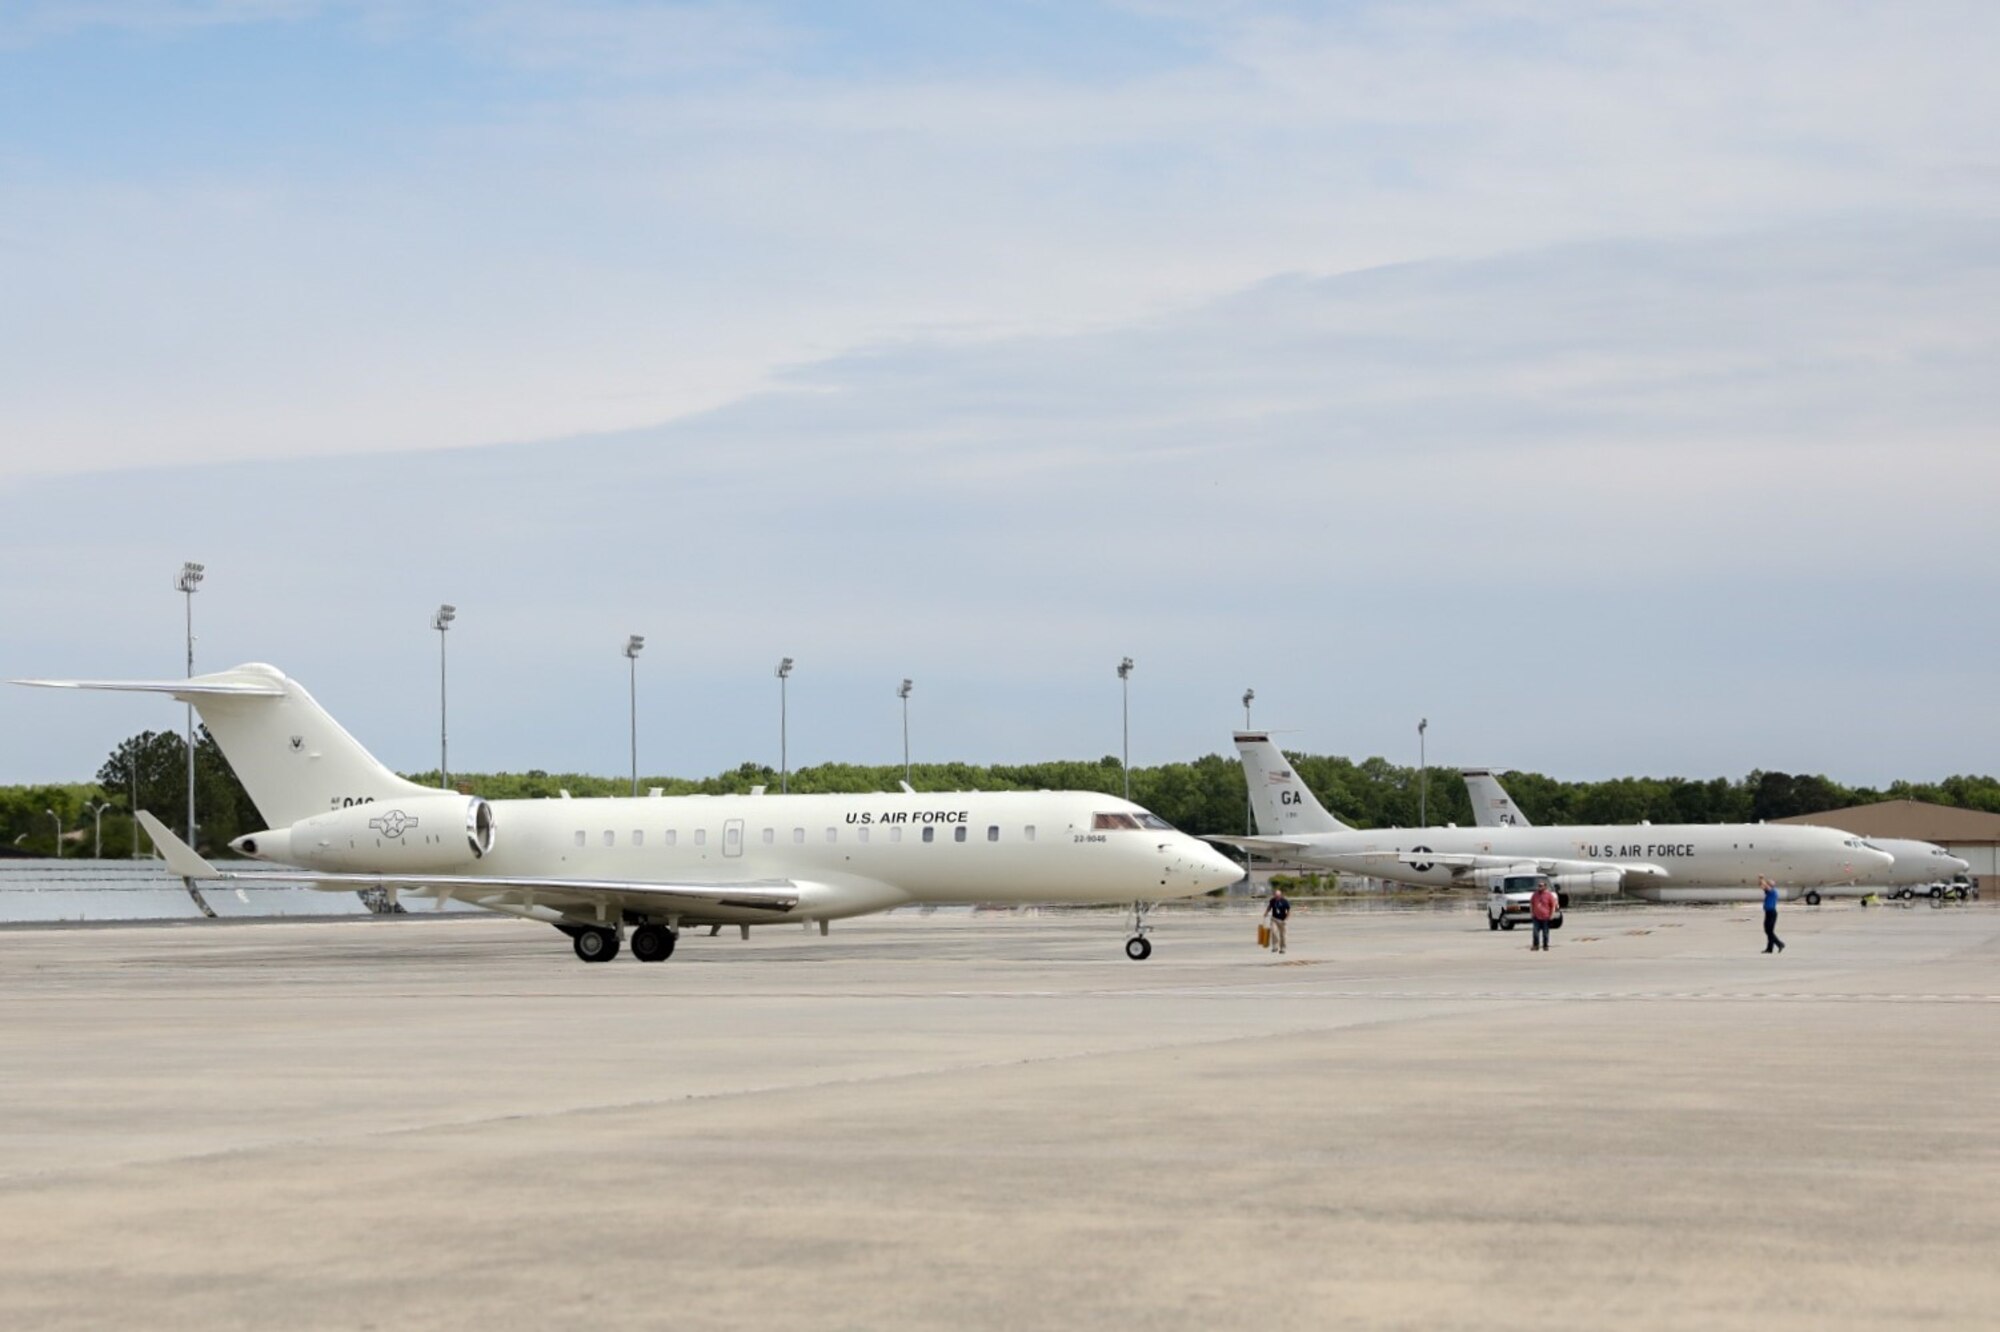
[94,726,258,854]
[97,730,186,825]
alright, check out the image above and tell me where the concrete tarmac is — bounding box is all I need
[1,900,1995,1330]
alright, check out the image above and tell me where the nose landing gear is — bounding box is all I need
[1123,900,1155,960]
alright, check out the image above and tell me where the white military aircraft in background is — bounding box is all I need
[1461,768,1971,904]
[1210,734,1891,902]
[17,663,1240,963]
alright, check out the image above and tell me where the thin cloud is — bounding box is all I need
[6,3,2000,479]
[2,224,1994,782]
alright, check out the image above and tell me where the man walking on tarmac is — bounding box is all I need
[1529,876,1559,952]
[1760,876,1786,954]
[1263,886,1291,954]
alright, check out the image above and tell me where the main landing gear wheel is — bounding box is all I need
[572,927,620,963]
[630,924,676,963]
[1804,891,1821,906]
[1125,936,1152,961]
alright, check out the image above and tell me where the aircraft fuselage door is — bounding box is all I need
[723,818,744,858]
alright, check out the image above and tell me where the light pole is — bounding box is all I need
[433,604,456,788]
[775,657,794,794]
[44,808,61,859]
[1117,657,1134,801]
[1241,689,1256,888]
[625,635,645,797]
[1242,689,1255,833]
[86,800,109,859]
[175,561,203,846]
[1418,717,1429,826]
[898,678,913,786]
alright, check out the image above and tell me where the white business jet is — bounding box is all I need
[1211,733,1890,903]
[1460,768,1969,904]
[16,663,1240,963]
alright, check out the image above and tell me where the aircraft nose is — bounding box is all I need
[1188,840,1244,893]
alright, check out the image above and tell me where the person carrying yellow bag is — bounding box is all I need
[1262,886,1291,954]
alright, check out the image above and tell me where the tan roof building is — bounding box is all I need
[1774,800,2000,843]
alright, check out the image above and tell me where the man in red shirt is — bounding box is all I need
[1529,878,1559,952]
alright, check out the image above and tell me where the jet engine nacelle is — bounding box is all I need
[1548,869,1624,898]
[232,795,496,873]
[1470,864,1624,897]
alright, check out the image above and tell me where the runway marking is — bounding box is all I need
[921,989,2000,1004]
[144,987,1992,1004]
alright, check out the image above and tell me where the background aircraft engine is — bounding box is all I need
[240,795,497,873]
[1549,870,1624,898]
[1469,864,1623,897]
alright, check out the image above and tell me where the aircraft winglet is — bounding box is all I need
[136,811,218,881]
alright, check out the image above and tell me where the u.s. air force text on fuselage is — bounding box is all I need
[843,810,968,824]
[1582,842,1696,859]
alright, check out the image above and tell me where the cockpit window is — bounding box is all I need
[1092,812,1141,830]
[1135,812,1175,831]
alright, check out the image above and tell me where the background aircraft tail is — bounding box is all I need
[1462,768,1533,827]
[14,663,437,829]
[1234,732,1350,835]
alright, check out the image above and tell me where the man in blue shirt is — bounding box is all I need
[1760,876,1785,954]
[1263,887,1291,954]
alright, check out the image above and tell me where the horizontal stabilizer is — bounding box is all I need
[16,662,435,828]
[11,674,286,700]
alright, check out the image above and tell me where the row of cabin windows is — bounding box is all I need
[575,824,1030,849]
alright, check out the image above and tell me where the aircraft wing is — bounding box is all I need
[135,811,801,919]
[1391,850,1669,885]
[1202,834,1318,858]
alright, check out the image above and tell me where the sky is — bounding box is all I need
[2,0,1997,789]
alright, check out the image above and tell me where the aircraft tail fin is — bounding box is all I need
[1462,768,1533,828]
[14,663,438,829]
[1234,732,1350,835]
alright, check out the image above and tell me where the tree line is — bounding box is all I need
[4,731,1998,857]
